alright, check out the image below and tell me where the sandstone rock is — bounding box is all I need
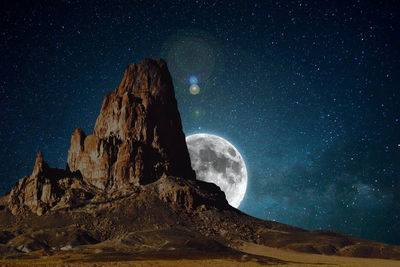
[153,175,229,213]
[8,59,197,215]
[8,234,48,253]
[8,150,57,215]
[67,59,195,189]
[8,150,97,215]
[3,58,400,261]
[67,129,110,189]
[32,150,48,177]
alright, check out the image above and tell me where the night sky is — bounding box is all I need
[1,1,399,245]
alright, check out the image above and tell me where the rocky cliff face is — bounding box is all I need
[8,150,96,215]
[8,150,54,215]
[8,58,198,215]
[2,59,400,262]
[67,58,195,189]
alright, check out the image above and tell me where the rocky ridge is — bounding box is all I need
[7,58,200,216]
[8,150,96,216]
[0,59,399,263]
[68,58,195,189]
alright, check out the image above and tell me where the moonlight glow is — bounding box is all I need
[186,133,247,208]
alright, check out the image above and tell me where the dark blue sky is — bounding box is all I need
[1,1,399,244]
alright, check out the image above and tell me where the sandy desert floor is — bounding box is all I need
[1,242,400,267]
[238,241,400,267]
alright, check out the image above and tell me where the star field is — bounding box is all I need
[0,1,399,245]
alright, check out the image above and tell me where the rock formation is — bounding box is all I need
[8,150,55,216]
[1,58,400,262]
[8,59,198,216]
[67,58,195,189]
[8,150,96,216]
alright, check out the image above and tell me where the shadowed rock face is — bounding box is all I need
[8,151,96,216]
[8,150,55,215]
[8,59,197,215]
[3,59,400,262]
[67,59,195,189]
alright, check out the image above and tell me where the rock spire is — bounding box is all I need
[67,58,195,189]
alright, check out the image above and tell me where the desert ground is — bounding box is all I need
[239,241,400,266]
[1,241,399,267]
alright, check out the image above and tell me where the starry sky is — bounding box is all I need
[1,1,399,245]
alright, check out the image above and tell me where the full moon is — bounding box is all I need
[186,133,247,208]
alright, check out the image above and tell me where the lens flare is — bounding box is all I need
[189,84,200,95]
[161,29,224,89]
[188,74,199,85]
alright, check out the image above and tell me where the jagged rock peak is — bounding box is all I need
[9,150,59,215]
[67,58,195,188]
[94,58,179,140]
[115,58,174,99]
[32,149,49,177]
[8,149,96,216]
[36,149,44,162]
[8,58,197,216]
